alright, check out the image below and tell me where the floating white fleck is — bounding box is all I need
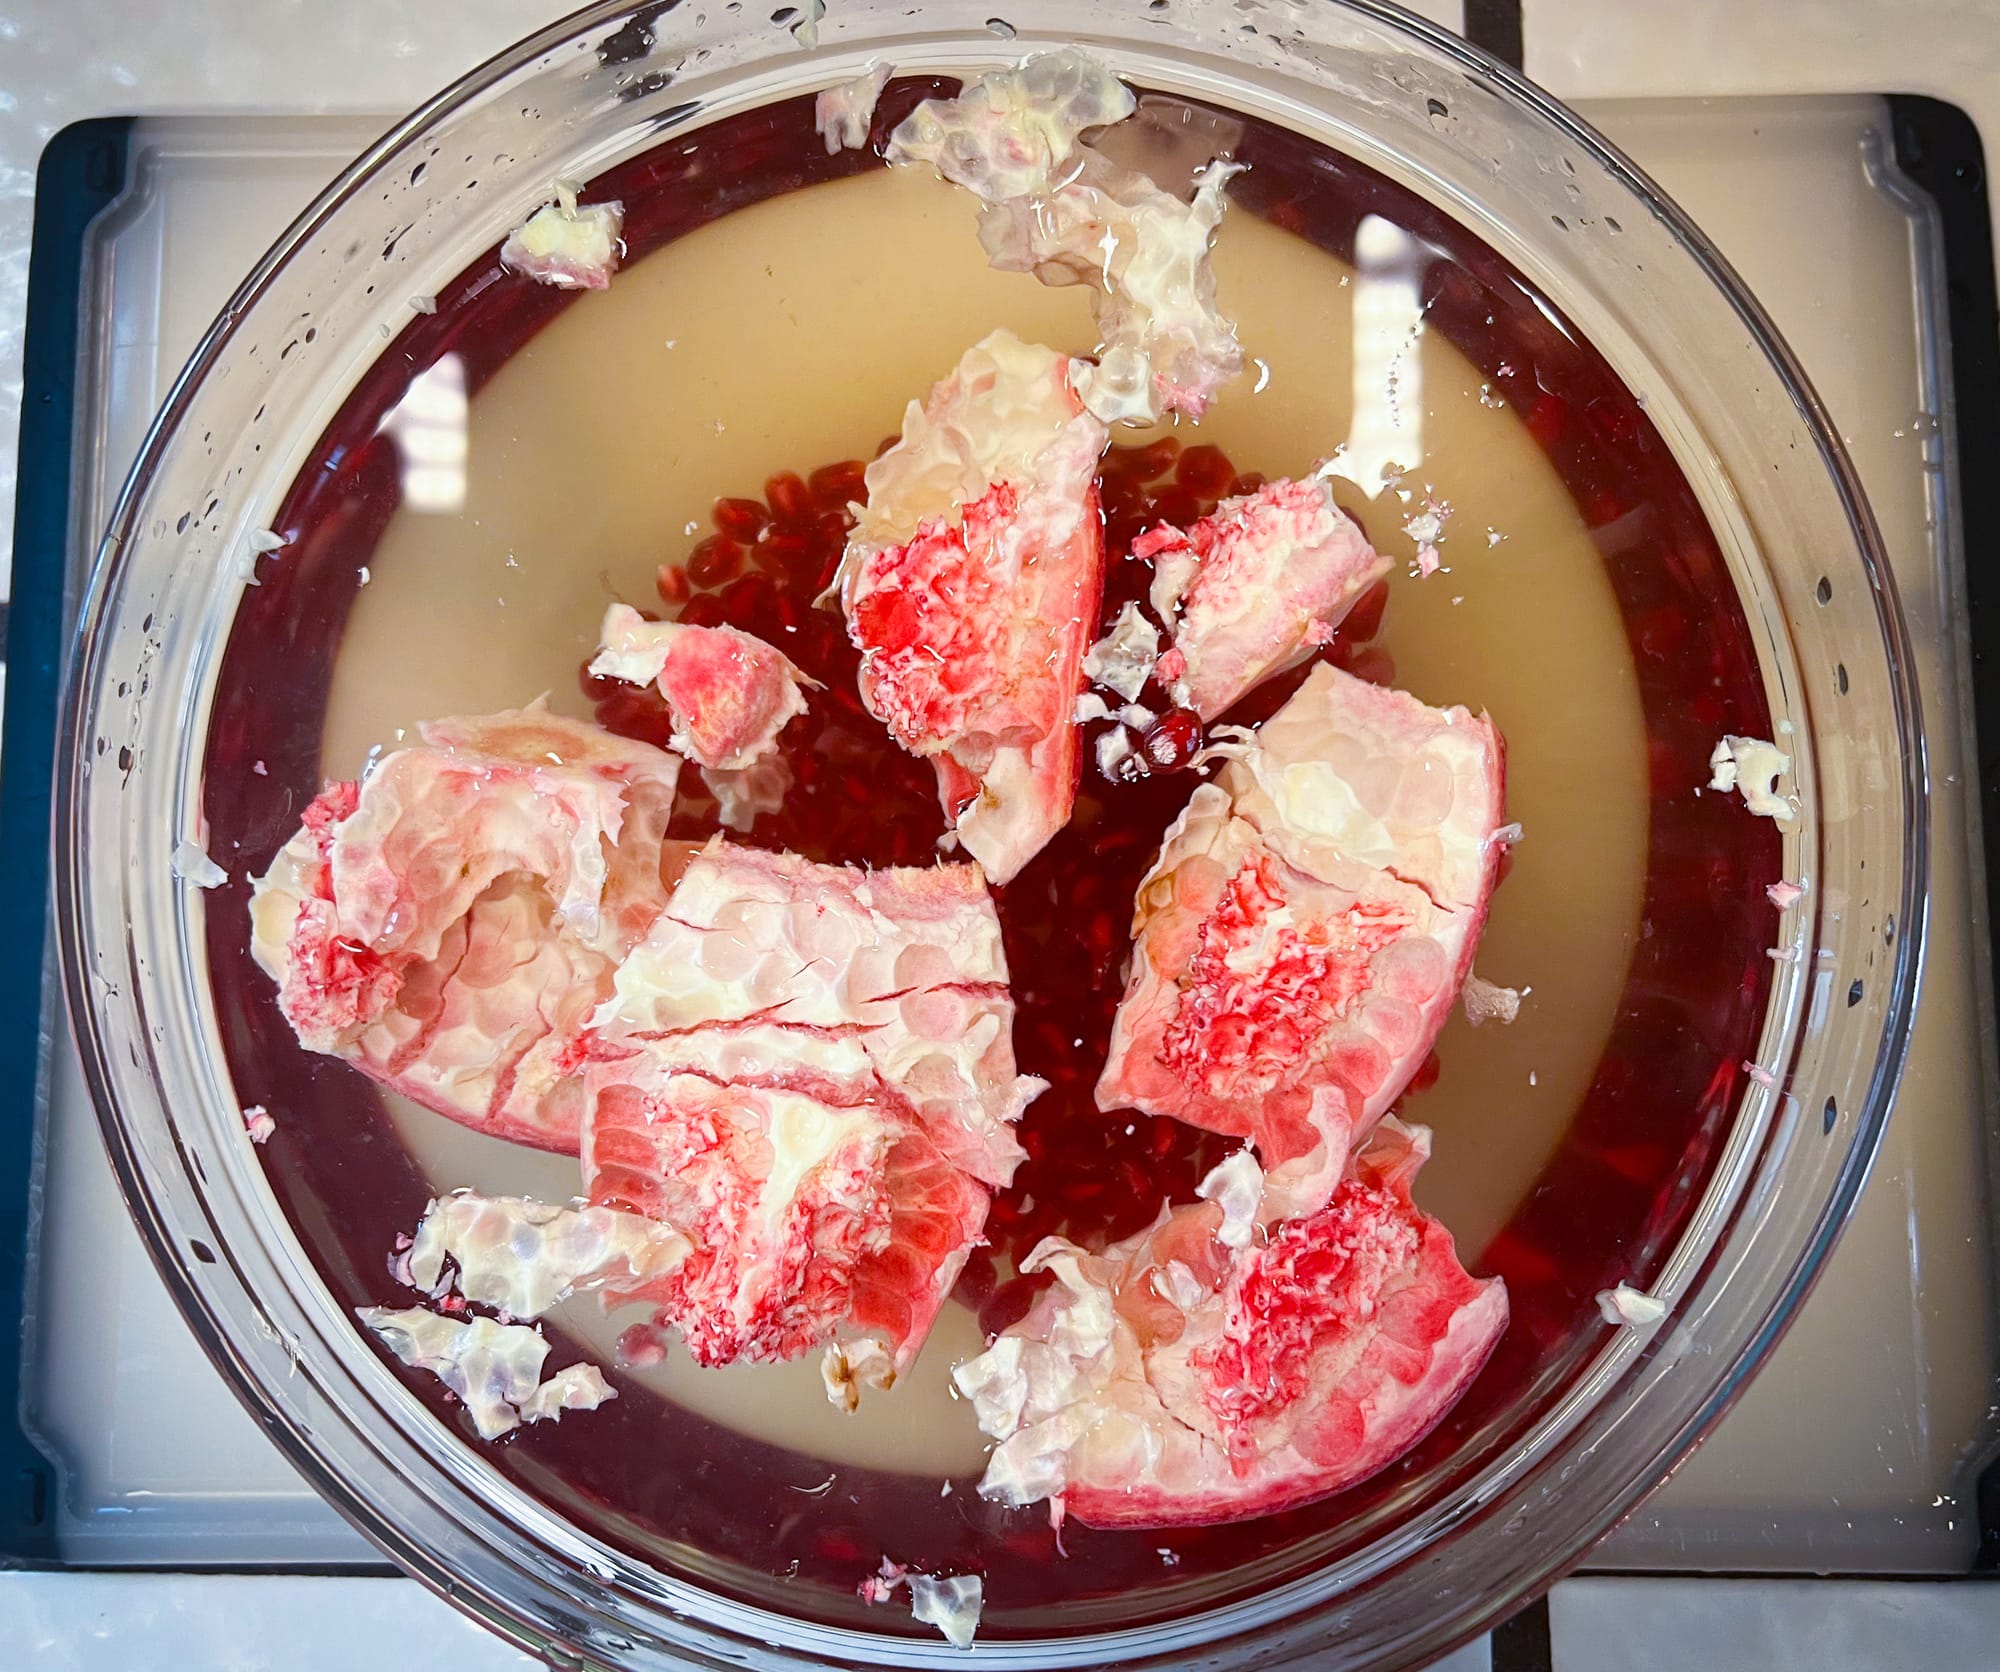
[908,1573,984,1649]
[815,61,892,153]
[356,1306,616,1440]
[1708,735,1794,820]
[1767,879,1805,909]
[1402,498,1450,545]
[357,565,371,587]
[1196,1149,1264,1249]
[1073,691,1112,725]
[243,1104,276,1144]
[1743,1060,1778,1090]
[1462,974,1523,1027]
[171,840,228,890]
[1596,1281,1667,1327]
[1096,726,1138,781]
[1084,602,1160,701]
[791,0,826,49]
[821,1336,896,1412]
[409,294,438,314]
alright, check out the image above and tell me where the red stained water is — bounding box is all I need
[199,83,1779,1637]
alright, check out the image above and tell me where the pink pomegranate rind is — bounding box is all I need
[249,706,681,1152]
[954,1119,1507,1526]
[590,603,816,771]
[582,1057,988,1372]
[582,841,1042,1371]
[1096,664,1505,1211]
[1136,476,1392,719]
[839,330,1108,883]
[596,840,1042,1186]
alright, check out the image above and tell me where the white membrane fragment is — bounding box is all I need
[1596,1282,1668,1328]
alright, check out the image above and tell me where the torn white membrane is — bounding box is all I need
[357,1306,616,1439]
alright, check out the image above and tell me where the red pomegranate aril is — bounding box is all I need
[719,573,772,628]
[1115,435,1181,482]
[678,592,725,629]
[1148,486,1201,531]
[765,470,814,528]
[1341,578,1391,643]
[1228,471,1268,497]
[712,495,770,542]
[578,658,621,703]
[809,459,868,509]
[655,563,692,606]
[1141,707,1203,772]
[980,1272,1055,1339]
[874,433,900,458]
[687,533,746,587]
[756,530,817,575]
[1345,644,1397,687]
[1526,391,1569,449]
[1175,443,1237,497]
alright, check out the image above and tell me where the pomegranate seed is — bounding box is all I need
[1141,707,1203,771]
[719,573,772,628]
[655,563,691,606]
[874,433,900,459]
[1342,579,1390,643]
[1346,644,1397,687]
[1149,486,1201,530]
[756,530,817,575]
[954,1247,999,1310]
[765,470,814,528]
[687,533,745,587]
[1175,443,1237,497]
[809,459,867,509]
[678,593,725,629]
[712,496,769,542]
[1117,436,1181,482]
[1227,471,1268,497]
[578,657,621,703]
[980,1272,1054,1339]
[1526,391,1568,449]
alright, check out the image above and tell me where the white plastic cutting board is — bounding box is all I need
[20,96,1998,1587]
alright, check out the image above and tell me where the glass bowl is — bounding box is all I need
[56,1,1925,1667]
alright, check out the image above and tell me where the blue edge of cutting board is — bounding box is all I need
[1,115,132,1568]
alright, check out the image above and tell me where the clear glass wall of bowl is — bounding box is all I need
[57,1,1922,1667]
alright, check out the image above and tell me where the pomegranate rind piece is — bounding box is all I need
[886,49,1136,202]
[887,50,1243,422]
[500,188,624,291]
[403,1192,691,1320]
[581,1057,989,1374]
[597,840,1041,1186]
[1139,477,1392,719]
[249,706,680,1152]
[954,1119,1507,1527]
[981,153,1246,423]
[1096,665,1504,1212]
[591,602,817,771]
[840,330,1108,883]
